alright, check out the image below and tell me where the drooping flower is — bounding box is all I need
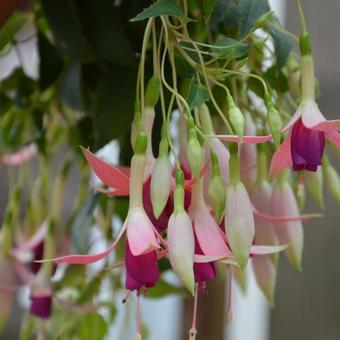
[45,132,162,291]
[271,55,340,175]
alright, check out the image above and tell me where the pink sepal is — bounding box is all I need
[270,132,292,176]
[81,147,130,193]
[38,224,127,264]
[252,206,322,222]
[216,135,273,144]
[250,244,287,255]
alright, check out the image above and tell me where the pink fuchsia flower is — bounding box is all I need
[271,174,304,270]
[29,272,53,319]
[1,143,37,166]
[188,180,230,258]
[271,55,340,175]
[45,133,162,292]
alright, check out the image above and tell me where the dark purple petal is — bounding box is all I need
[30,241,44,274]
[143,177,173,230]
[30,295,52,319]
[193,236,216,283]
[291,118,325,172]
[125,240,160,291]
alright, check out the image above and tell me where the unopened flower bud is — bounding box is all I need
[198,104,214,135]
[131,100,142,150]
[208,153,226,222]
[151,156,172,219]
[168,177,195,295]
[324,160,340,205]
[145,75,160,108]
[227,95,244,139]
[134,131,148,155]
[305,167,324,209]
[265,94,282,148]
[187,119,202,180]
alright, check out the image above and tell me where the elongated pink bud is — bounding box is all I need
[151,156,172,219]
[225,182,255,269]
[272,179,304,270]
[168,174,195,295]
[240,113,257,189]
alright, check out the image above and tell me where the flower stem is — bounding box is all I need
[295,0,307,32]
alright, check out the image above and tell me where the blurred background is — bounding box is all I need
[0,0,340,339]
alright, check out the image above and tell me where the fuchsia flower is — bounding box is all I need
[46,133,162,292]
[1,143,37,166]
[271,55,340,175]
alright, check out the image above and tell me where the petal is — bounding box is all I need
[270,132,293,176]
[193,206,230,256]
[252,206,322,222]
[1,143,37,166]
[126,208,160,256]
[215,134,273,144]
[326,131,340,147]
[81,147,130,192]
[125,241,159,290]
[282,106,303,132]
[39,224,127,264]
[13,222,47,253]
[250,244,288,255]
[225,182,255,269]
[30,295,52,319]
[167,211,195,295]
[193,237,216,283]
[301,101,340,132]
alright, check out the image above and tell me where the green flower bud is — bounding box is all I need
[299,31,312,56]
[198,104,214,135]
[131,102,142,150]
[187,134,202,180]
[324,162,340,205]
[145,75,160,107]
[134,131,148,155]
[151,156,172,219]
[227,96,244,138]
[265,95,282,148]
[305,168,324,209]
[208,175,226,223]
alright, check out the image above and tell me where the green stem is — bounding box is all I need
[295,0,307,32]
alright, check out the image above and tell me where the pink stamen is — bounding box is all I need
[122,290,132,304]
[189,283,199,340]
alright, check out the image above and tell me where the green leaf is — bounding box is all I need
[58,61,83,111]
[264,65,289,93]
[75,0,135,67]
[76,274,103,304]
[92,67,136,149]
[212,38,248,60]
[131,0,185,22]
[38,31,64,90]
[268,24,293,69]
[148,279,186,299]
[186,76,209,110]
[0,11,28,51]
[239,0,270,38]
[210,0,239,35]
[77,312,108,340]
[41,0,95,62]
